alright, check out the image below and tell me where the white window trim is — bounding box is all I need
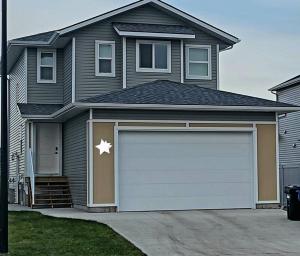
[185,44,211,80]
[136,40,171,73]
[37,48,57,83]
[95,40,116,77]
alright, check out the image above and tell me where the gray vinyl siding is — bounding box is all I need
[63,42,72,104]
[63,111,89,206]
[183,36,218,89]
[126,39,181,88]
[8,50,27,202]
[92,109,276,122]
[73,19,122,101]
[277,84,300,167]
[27,48,64,104]
[71,4,224,100]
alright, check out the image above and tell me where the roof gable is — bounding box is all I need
[57,0,239,44]
[8,1,241,47]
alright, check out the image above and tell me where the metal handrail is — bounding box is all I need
[28,149,35,205]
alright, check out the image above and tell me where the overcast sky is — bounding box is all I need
[4,0,300,99]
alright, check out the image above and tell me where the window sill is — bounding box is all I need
[37,80,56,84]
[136,68,171,73]
[185,76,212,80]
[95,73,116,77]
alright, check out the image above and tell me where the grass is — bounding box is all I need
[6,211,145,256]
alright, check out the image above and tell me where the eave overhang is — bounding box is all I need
[21,103,300,120]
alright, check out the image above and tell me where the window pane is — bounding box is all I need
[189,48,208,62]
[99,59,112,73]
[41,52,54,65]
[40,67,53,80]
[155,44,168,69]
[99,44,112,58]
[189,63,208,76]
[139,44,152,68]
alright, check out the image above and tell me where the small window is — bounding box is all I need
[95,41,115,77]
[186,45,211,80]
[37,49,56,83]
[136,40,171,73]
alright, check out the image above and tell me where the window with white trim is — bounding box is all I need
[95,40,115,77]
[136,40,171,73]
[186,45,211,80]
[37,49,56,83]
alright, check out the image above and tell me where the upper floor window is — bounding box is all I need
[186,45,211,80]
[136,40,171,73]
[37,49,56,83]
[95,40,115,77]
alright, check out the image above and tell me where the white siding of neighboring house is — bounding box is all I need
[9,49,27,202]
[277,84,300,167]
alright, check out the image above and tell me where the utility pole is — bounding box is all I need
[0,0,8,252]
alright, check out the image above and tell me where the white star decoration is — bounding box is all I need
[96,139,112,155]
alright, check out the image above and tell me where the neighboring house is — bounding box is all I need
[269,75,300,203]
[270,75,300,166]
[8,0,299,212]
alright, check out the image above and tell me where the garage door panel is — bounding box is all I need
[120,195,253,212]
[120,169,251,184]
[120,182,251,198]
[120,157,251,170]
[118,131,253,211]
[121,143,251,158]
[121,132,252,144]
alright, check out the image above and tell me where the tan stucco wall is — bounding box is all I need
[92,122,277,205]
[257,124,277,201]
[93,122,115,204]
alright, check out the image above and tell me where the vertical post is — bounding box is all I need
[122,37,126,89]
[0,0,8,253]
[180,40,184,83]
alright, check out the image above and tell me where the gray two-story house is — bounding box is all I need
[269,75,300,203]
[8,0,298,212]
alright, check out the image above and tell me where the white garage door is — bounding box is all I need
[118,131,254,211]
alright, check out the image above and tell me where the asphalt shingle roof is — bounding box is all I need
[18,103,63,116]
[80,80,294,108]
[113,22,194,35]
[11,31,57,43]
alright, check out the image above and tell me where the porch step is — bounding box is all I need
[35,193,72,198]
[35,176,68,183]
[33,176,73,209]
[32,202,73,209]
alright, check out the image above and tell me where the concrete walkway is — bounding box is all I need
[9,204,300,256]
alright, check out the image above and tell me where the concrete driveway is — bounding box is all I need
[9,205,300,256]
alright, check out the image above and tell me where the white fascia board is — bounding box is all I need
[152,0,240,43]
[269,77,300,92]
[75,102,300,113]
[114,27,195,39]
[57,0,239,44]
[58,0,153,35]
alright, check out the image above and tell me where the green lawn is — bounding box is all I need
[6,211,145,256]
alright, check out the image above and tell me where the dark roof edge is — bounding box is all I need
[9,31,59,46]
[21,103,300,120]
[269,75,300,92]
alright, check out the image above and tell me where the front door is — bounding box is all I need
[36,123,61,175]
